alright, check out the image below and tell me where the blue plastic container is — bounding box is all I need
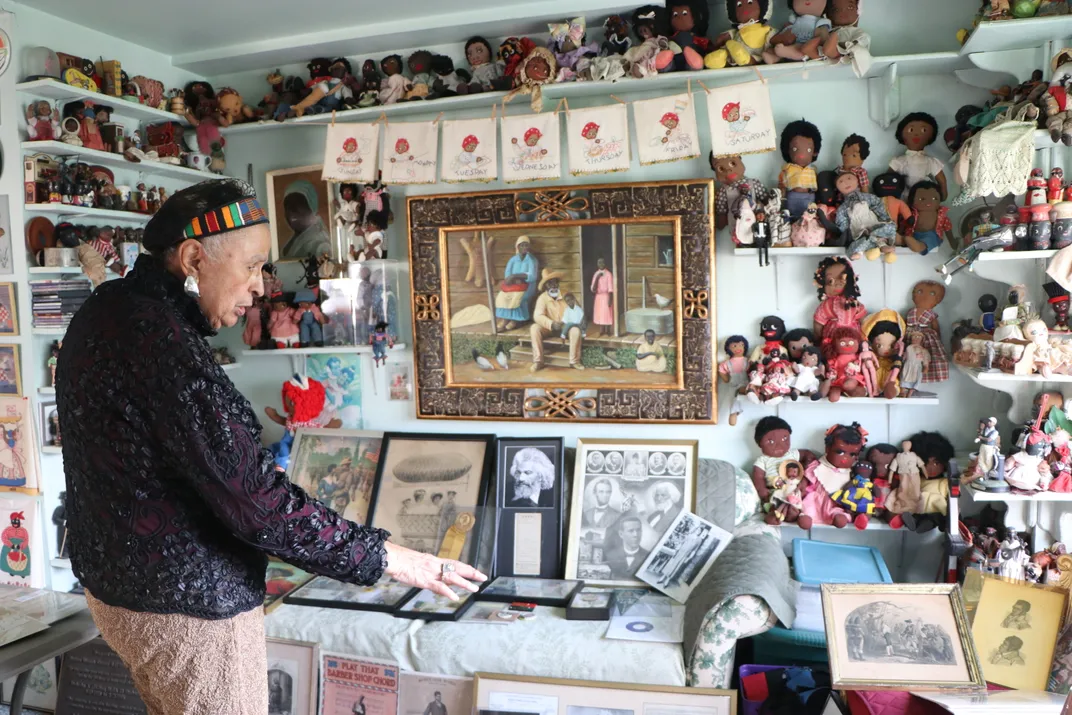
[792,539,893,585]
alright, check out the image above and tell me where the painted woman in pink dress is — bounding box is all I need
[590,257,614,336]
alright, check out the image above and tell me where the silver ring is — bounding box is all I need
[440,562,456,579]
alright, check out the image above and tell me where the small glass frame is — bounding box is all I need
[476,576,583,607]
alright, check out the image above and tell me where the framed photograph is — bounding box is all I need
[477,576,583,607]
[284,575,415,614]
[38,398,58,448]
[288,428,383,524]
[0,396,39,493]
[397,672,473,715]
[0,344,21,396]
[394,585,477,621]
[266,164,335,262]
[406,180,717,424]
[320,654,398,715]
[565,587,615,621]
[821,583,986,692]
[0,283,18,336]
[264,560,314,613]
[494,437,564,578]
[563,439,697,587]
[473,673,734,715]
[2,657,57,713]
[368,432,494,566]
[972,573,1068,691]
[387,362,414,401]
[636,511,732,604]
[266,638,319,715]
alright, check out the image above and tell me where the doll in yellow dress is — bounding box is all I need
[706,0,776,69]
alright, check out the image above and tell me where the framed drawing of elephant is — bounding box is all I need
[406,180,716,424]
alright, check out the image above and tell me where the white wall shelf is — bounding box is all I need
[41,445,62,454]
[976,249,1058,262]
[50,557,71,570]
[31,328,67,337]
[734,247,926,259]
[958,365,1072,385]
[777,396,940,407]
[37,387,55,395]
[28,266,82,275]
[17,79,189,126]
[966,486,1072,503]
[24,203,153,224]
[242,344,406,356]
[22,141,211,182]
[960,16,1072,55]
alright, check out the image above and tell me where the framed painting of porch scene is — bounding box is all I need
[406,180,716,423]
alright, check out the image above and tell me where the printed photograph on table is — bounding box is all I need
[972,573,1068,691]
[266,638,319,715]
[501,112,562,183]
[494,437,564,578]
[368,433,494,565]
[822,583,986,691]
[2,658,57,713]
[395,585,476,621]
[636,511,732,604]
[319,653,398,715]
[305,355,363,428]
[632,94,700,166]
[441,221,681,388]
[284,575,414,613]
[566,105,631,175]
[0,344,21,396]
[397,672,473,715]
[441,117,498,183]
[266,165,335,262]
[0,494,37,586]
[0,283,18,335]
[264,560,313,613]
[564,439,696,587]
[478,576,582,606]
[0,396,38,492]
[37,398,59,449]
[381,121,439,185]
[473,673,733,715]
[387,362,413,401]
[288,429,382,523]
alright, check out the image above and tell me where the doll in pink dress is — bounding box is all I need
[267,292,300,349]
[801,422,866,528]
[813,256,866,342]
[590,258,614,336]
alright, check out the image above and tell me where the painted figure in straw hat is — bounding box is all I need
[494,235,539,330]
[530,268,586,372]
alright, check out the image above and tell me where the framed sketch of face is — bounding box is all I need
[284,575,416,614]
[822,583,986,691]
[288,428,384,524]
[563,439,697,587]
[266,638,319,715]
[368,433,495,568]
[494,437,564,579]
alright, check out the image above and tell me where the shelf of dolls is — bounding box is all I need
[17,79,191,127]
[960,16,1072,57]
[733,247,924,259]
[24,203,152,224]
[241,344,407,356]
[773,395,940,407]
[27,267,82,275]
[20,141,210,182]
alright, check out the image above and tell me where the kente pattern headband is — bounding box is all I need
[183,198,268,240]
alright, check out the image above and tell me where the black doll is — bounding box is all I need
[378,54,410,105]
[631,5,668,42]
[602,15,632,56]
[182,80,216,124]
[430,55,469,97]
[872,171,911,241]
[658,2,711,72]
[404,50,434,100]
[890,111,947,199]
[783,328,816,362]
[779,119,823,221]
[895,431,956,533]
[709,0,774,68]
[1044,282,1071,332]
[751,315,787,364]
[460,36,503,93]
[815,170,843,245]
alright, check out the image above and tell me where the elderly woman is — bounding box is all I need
[494,235,539,331]
[56,179,484,715]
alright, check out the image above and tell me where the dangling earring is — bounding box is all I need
[184,274,200,298]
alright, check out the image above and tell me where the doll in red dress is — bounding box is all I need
[819,325,868,402]
[813,256,866,341]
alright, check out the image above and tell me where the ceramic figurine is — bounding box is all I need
[460,37,504,93]
[764,0,833,64]
[838,134,871,192]
[751,416,815,527]
[997,529,1030,581]
[1052,202,1072,248]
[718,335,750,426]
[47,341,60,386]
[899,331,930,397]
[994,284,1031,342]
[655,2,711,72]
[906,280,949,384]
[1029,202,1054,249]
[1050,168,1066,203]
[903,181,952,255]
[404,50,434,100]
[779,120,822,221]
[801,422,868,528]
[59,116,83,146]
[861,310,906,399]
[1040,49,1072,145]
[889,112,947,199]
[370,321,395,366]
[707,0,775,68]
[813,256,866,340]
[25,101,60,141]
[832,462,878,530]
[601,15,632,56]
[1027,167,1049,206]
[972,417,1010,492]
[547,17,599,80]
[979,294,998,333]
[865,443,898,516]
[836,172,897,262]
[1024,318,1055,378]
[378,55,411,105]
[711,153,769,234]
[264,375,341,470]
[1045,281,1071,332]
[819,326,867,402]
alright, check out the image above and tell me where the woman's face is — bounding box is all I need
[194,225,271,330]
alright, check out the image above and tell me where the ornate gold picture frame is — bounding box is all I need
[406,180,716,423]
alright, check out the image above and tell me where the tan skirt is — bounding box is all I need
[85,591,269,715]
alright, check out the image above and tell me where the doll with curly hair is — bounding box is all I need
[801,422,868,528]
[813,256,866,341]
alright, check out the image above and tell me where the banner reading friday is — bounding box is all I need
[380,120,439,185]
[322,123,380,183]
[319,653,398,715]
[632,93,701,166]
[566,104,631,176]
[706,80,777,158]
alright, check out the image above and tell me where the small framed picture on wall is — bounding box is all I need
[38,398,58,448]
[0,283,19,335]
[493,437,565,579]
[265,165,335,263]
[0,344,21,396]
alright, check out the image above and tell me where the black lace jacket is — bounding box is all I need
[56,255,388,619]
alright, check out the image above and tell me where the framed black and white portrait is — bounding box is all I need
[493,437,565,579]
[266,638,319,715]
[636,511,732,604]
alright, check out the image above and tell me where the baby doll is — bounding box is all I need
[832,461,877,530]
[815,171,843,245]
[764,0,832,64]
[801,422,867,528]
[813,256,866,340]
[792,345,825,400]
[707,0,776,69]
[792,204,828,247]
[655,2,711,72]
[783,328,816,362]
[293,289,328,348]
[862,309,906,399]
[903,181,952,256]
[835,171,896,262]
[752,416,815,521]
[718,335,750,426]
[459,37,504,94]
[872,172,911,244]
[711,152,770,234]
[547,17,599,80]
[865,443,898,514]
[378,55,411,105]
[900,330,931,395]
[819,326,867,402]
[769,460,807,525]
[404,51,435,100]
[899,431,956,532]
[906,280,949,383]
[838,134,871,193]
[25,101,60,141]
[268,292,300,348]
[889,112,947,199]
[778,120,823,221]
[885,440,925,529]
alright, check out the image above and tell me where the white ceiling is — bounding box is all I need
[26,0,645,76]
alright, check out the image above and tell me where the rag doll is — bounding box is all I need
[765,191,793,248]
[769,462,807,525]
[378,55,411,105]
[813,256,866,340]
[838,133,871,192]
[884,440,925,528]
[267,292,300,348]
[430,55,469,97]
[291,58,353,116]
[835,171,897,262]
[801,422,867,528]
[819,326,867,401]
[752,416,815,527]
[655,2,711,72]
[707,0,776,68]
[861,309,906,399]
[63,101,109,151]
[792,204,828,247]
[631,5,669,42]
[749,315,788,363]
[352,209,387,262]
[822,0,870,69]
[750,351,795,404]
[899,330,930,396]
[764,0,832,64]
[25,101,60,141]
[815,171,844,245]
[778,120,823,221]
[504,47,558,113]
[547,17,599,80]
[903,181,952,255]
[293,289,328,347]
[906,280,949,383]
[792,345,825,400]
[1040,49,1072,145]
[215,88,258,126]
[872,171,912,243]
[498,37,538,89]
[459,37,504,93]
[898,431,957,532]
[865,443,899,515]
[889,112,947,199]
[832,461,878,529]
[263,375,341,470]
[404,51,434,100]
[712,153,770,234]
[601,15,632,56]
[784,328,816,362]
[718,335,750,426]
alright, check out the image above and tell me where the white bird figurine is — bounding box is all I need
[495,341,509,370]
[653,293,673,309]
[471,348,496,371]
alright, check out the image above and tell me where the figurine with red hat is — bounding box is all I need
[1045,281,1071,332]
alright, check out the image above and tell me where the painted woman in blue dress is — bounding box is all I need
[494,235,539,331]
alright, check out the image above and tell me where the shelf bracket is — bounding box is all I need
[965,47,1046,83]
[867,62,899,130]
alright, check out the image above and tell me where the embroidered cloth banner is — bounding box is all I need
[707,80,777,157]
[633,93,700,166]
[566,104,631,176]
[322,123,380,183]
[501,112,562,183]
[441,117,498,183]
[380,120,439,185]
